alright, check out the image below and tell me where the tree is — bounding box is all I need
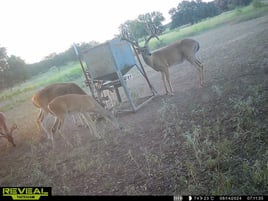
[169,0,219,29]
[119,11,165,41]
[138,11,165,37]
[7,55,28,83]
[138,11,165,34]
[0,54,28,90]
[214,0,229,11]
[0,46,9,72]
[120,19,147,40]
[214,0,252,11]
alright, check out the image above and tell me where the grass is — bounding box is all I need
[0,62,86,111]
[156,84,268,194]
[147,3,268,49]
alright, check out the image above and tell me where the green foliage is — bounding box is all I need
[252,0,265,8]
[119,11,165,40]
[0,55,29,90]
[0,42,99,91]
[171,84,267,194]
[170,0,219,29]
[0,62,85,111]
[148,4,268,51]
[0,46,9,71]
[214,0,253,12]
[155,81,267,195]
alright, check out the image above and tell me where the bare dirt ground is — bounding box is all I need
[0,15,267,195]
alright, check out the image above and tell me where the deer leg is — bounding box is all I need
[86,114,99,139]
[164,69,174,96]
[188,58,204,87]
[78,113,87,127]
[51,115,64,136]
[36,109,46,133]
[194,58,204,87]
[50,115,64,146]
[71,113,84,127]
[57,116,64,136]
[51,117,59,136]
[161,71,169,95]
[40,112,52,139]
[36,109,44,131]
[77,113,89,128]
[71,114,77,126]
[199,62,204,87]
[80,113,89,128]
[50,117,59,147]
[57,116,73,147]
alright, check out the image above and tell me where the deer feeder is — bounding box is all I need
[74,38,156,112]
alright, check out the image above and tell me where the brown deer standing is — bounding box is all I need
[0,112,17,147]
[122,32,204,95]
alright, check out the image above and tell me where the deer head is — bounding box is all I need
[0,123,17,147]
[120,24,159,57]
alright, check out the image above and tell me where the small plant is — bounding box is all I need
[158,99,179,128]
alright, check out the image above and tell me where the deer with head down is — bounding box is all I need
[0,112,17,147]
[121,27,204,95]
[47,94,120,144]
[31,83,87,137]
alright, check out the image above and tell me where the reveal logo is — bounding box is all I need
[1,187,51,200]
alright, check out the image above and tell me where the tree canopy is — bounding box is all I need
[0,47,9,72]
[119,11,165,40]
[169,0,253,29]
[169,0,219,29]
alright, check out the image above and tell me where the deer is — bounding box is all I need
[121,30,204,96]
[31,83,87,137]
[47,94,120,144]
[0,112,17,147]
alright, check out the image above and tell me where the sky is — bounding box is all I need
[1,0,211,64]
